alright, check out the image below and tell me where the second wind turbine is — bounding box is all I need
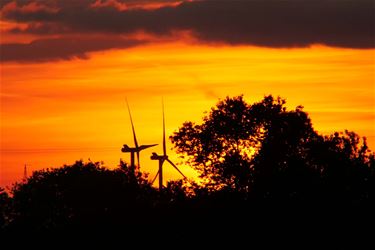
[151,100,186,190]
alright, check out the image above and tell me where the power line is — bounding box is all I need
[1,147,119,153]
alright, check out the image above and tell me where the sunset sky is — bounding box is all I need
[1,0,374,187]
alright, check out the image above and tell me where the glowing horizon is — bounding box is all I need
[1,42,374,187]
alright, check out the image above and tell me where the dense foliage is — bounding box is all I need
[171,95,374,203]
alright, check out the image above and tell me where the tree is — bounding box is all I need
[171,95,375,205]
[5,160,157,232]
[171,95,299,191]
[0,187,10,230]
[250,102,321,200]
[310,131,375,203]
[171,95,259,191]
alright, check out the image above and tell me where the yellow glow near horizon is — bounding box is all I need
[1,42,374,187]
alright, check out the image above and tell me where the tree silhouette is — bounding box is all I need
[171,96,257,191]
[0,187,10,230]
[312,131,375,204]
[5,160,157,232]
[171,95,375,205]
[250,101,320,201]
[170,95,315,191]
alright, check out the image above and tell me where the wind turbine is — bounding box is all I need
[121,100,157,169]
[151,100,186,190]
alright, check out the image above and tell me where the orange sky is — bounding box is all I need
[1,42,374,187]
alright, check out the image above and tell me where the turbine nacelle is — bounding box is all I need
[121,144,132,152]
[150,152,168,161]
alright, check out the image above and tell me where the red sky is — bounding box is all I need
[1,0,374,187]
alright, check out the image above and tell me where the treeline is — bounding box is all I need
[0,95,374,238]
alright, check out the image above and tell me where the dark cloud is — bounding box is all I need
[0,0,13,9]
[1,0,374,54]
[1,0,181,10]
[0,36,146,62]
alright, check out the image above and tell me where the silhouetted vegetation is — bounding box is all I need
[1,95,374,240]
[171,95,374,204]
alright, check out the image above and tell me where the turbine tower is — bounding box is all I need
[121,100,157,169]
[23,164,27,181]
[151,100,186,190]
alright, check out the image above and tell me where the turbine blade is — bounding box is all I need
[151,170,159,185]
[166,159,186,179]
[138,144,158,151]
[126,99,139,149]
[162,98,167,156]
